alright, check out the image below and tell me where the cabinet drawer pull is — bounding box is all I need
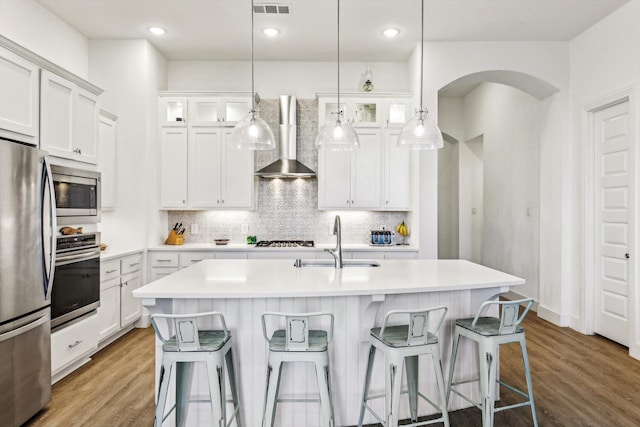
[106,269,118,274]
[129,262,140,267]
[68,340,83,349]
[157,259,172,262]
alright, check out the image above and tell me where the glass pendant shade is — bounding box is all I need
[230,110,275,150]
[397,109,443,150]
[315,113,360,151]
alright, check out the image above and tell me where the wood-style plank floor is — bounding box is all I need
[24,313,640,426]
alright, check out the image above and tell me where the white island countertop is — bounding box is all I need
[134,258,524,301]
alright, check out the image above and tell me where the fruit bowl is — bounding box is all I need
[214,239,229,246]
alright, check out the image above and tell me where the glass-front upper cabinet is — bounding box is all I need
[317,94,412,128]
[188,96,251,126]
[385,100,412,128]
[159,97,188,126]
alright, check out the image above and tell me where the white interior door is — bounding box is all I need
[594,100,632,346]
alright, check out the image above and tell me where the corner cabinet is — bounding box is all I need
[0,45,39,145]
[97,252,143,346]
[40,69,101,164]
[317,93,412,211]
[158,93,255,210]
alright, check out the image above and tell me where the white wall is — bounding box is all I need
[569,0,640,356]
[89,40,168,249]
[463,83,541,299]
[168,61,409,98]
[0,0,88,77]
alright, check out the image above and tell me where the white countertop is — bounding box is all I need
[147,243,418,252]
[133,258,524,300]
[100,247,144,261]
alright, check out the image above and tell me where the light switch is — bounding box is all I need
[191,223,199,234]
[241,223,249,234]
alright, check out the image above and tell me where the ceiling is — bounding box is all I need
[36,0,629,62]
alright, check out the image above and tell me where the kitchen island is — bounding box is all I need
[134,258,524,427]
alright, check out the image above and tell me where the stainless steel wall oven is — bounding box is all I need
[51,233,101,330]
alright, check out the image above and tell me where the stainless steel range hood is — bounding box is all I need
[255,95,316,178]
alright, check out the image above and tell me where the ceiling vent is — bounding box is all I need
[253,4,290,14]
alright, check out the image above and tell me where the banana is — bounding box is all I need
[396,221,409,237]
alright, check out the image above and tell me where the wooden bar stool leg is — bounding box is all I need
[225,348,242,427]
[431,345,451,427]
[176,361,193,427]
[358,345,376,427]
[155,359,173,427]
[262,357,283,427]
[405,355,419,422]
[447,331,461,405]
[519,337,538,427]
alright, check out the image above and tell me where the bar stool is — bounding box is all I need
[261,311,335,427]
[358,306,450,427]
[447,298,537,427]
[150,311,242,427]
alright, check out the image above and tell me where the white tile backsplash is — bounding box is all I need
[168,98,408,245]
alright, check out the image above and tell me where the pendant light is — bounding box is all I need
[315,0,360,151]
[397,0,443,150]
[230,0,275,150]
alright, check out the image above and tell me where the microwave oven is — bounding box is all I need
[50,165,101,225]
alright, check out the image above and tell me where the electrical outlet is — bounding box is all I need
[191,223,199,234]
[329,223,334,235]
[241,223,249,234]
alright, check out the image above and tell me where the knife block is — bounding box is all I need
[165,230,184,245]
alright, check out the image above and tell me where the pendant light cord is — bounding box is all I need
[337,0,341,120]
[251,0,256,111]
[419,0,424,111]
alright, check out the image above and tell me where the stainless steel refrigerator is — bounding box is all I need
[0,137,56,426]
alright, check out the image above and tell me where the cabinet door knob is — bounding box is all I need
[221,199,224,204]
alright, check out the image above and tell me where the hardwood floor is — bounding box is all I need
[25,313,640,426]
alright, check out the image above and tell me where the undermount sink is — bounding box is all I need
[294,259,380,268]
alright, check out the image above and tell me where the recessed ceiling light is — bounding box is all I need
[148,27,166,36]
[262,27,280,37]
[383,28,400,38]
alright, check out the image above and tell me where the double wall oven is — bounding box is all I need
[49,165,102,330]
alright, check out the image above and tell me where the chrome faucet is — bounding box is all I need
[325,215,343,268]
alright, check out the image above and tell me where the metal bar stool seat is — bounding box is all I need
[261,311,335,427]
[447,298,538,427]
[358,306,450,427]
[151,311,242,427]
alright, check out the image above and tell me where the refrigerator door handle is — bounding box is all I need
[42,155,57,301]
[0,313,50,344]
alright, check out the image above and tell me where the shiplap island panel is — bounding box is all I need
[134,259,524,427]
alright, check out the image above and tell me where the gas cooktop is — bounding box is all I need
[255,240,314,248]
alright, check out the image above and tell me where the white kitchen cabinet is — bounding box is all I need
[382,128,411,210]
[0,46,39,144]
[41,70,99,164]
[159,96,188,126]
[318,128,381,209]
[51,313,98,383]
[96,252,143,345]
[98,110,117,211]
[317,94,412,211]
[160,127,189,208]
[160,123,254,209]
[188,96,251,126]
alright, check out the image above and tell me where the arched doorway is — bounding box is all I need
[437,70,560,302]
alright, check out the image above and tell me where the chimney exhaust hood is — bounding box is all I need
[255,95,316,179]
